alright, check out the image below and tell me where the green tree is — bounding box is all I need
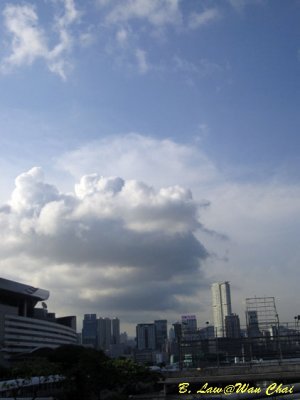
[4,346,161,400]
[6,357,61,400]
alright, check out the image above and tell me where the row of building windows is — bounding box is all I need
[5,315,75,333]
[5,323,76,340]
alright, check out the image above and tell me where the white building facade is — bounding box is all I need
[211,281,232,337]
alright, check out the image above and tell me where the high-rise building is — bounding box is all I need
[154,320,167,351]
[211,281,232,337]
[82,315,121,351]
[181,315,198,342]
[181,315,197,333]
[198,325,215,339]
[112,318,120,345]
[82,314,97,347]
[97,317,112,350]
[136,323,156,350]
[225,313,241,338]
[172,321,182,340]
[246,310,261,337]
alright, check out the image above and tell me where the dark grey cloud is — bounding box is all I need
[28,225,207,278]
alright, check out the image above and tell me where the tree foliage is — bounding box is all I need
[4,345,160,400]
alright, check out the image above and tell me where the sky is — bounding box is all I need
[0,0,299,335]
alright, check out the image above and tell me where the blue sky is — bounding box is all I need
[0,0,299,332]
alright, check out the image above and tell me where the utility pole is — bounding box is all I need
[276,313,283,365]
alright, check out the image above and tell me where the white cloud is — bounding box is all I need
[135,48,149,74]
[0,1,223,78]
[79,31,95,47]
[59,0,80,26]
[100,0,223,32]
[0,164,208,323]
[1,4,48,69]
[57,133,218,188]
[1,134,300,327]
[200,179,300,323]
[56,134,300,325]
[1,0,80,79]
[173,55,199,74]
[228,0,265,12]
[173,55,223,78]
[0,1,236,79]
[188,8,221,30]
[116,28,129,46]
[93,1,223,76]
[47,0,80,79]
[96,0,113,7]
[10,167,59,215]
[105,0,181,28]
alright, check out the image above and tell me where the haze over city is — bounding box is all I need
[0,0,299,334]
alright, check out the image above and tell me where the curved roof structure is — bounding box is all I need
[0,277,49,301]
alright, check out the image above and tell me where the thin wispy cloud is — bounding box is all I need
[135,48,149,74]
[0,0,267,78]
[173,55,224,78]
[0,1,226,78]
[104,0,182,28]
[56,133,219,187]
[97,1,222,74]
[188,8,222,30]
[116,28,129,46]
[1,4,48,69]
[228,0,265,12]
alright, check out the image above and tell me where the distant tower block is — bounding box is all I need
[211,281,232,337]
[112,317,120,345]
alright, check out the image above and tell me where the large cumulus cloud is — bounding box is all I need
[53,134,300,326]
[0,166,209,322]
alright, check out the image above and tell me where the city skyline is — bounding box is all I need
[2,275,300,387]
[0,1,299,334]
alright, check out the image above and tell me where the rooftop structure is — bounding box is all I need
[0,277,49,318]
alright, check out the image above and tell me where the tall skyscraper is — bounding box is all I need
[181,315,197,333]
[246,310,261,338]
[82,314,97,347]
[82,315,121,350]
[181,315,198,343]
[172,321,182,340]
[136,323,156,350]
[97,317,112,350]
[112,317,120,345]
[211,281,232,337]
[225,313,241,338]
[154,320,167,351]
